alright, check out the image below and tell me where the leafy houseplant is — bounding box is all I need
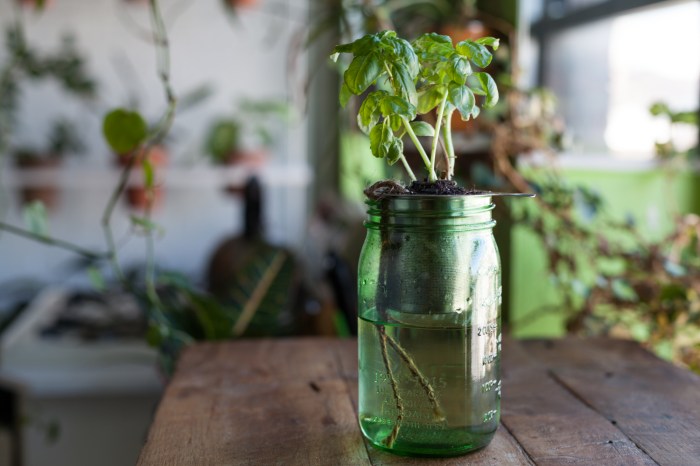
[331,30,498,184]
[204,99,292,168]
[332,31,523,456]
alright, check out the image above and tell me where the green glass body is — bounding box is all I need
[357,195,501,457]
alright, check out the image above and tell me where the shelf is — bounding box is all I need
[1,164,313,189]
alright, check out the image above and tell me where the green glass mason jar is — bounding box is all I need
[358,194,501,456]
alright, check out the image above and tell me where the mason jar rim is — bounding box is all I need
[365,194,496,231]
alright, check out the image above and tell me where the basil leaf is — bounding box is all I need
[410,121,435,137]
[369,123,394,159]
[339,81,352,107]
[390,63,417,106]
[344,52,382,94]
[473,72,499,108]
[456,40,492,68]
[388,114,403,132]
[357,92,383,134]
[475,37,500,50]
[379,95,416,120]
[413,33,453,58]
[387,137,403,165]
[448,54,471,85]
[416,87,445,114]
[448,84,476,121]
[333,34,380,57]
[388,36,419,77]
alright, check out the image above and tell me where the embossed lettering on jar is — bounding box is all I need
[358,195,501,457]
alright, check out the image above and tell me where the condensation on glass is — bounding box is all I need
[357,195,501,457]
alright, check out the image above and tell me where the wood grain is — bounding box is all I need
[500,338,656,465]
[523,338,700,465]
[138,337,694,465]
[137,339,369,466]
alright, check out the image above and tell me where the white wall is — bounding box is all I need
[0,0,311,287]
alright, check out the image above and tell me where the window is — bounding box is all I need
[531,0,700,159]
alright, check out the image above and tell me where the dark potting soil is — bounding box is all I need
[364,179,486,200]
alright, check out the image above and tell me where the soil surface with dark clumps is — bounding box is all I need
[365,179,487,200]
[408,179,482,195]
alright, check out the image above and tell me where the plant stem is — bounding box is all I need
[402,117,436,181]
[378,325,403,448]
[142,0,177,305]
[399,155,417,181]
[429,95,447,181]
[443,109,456,180]
[101,152,136,282]
[0,221,103,260]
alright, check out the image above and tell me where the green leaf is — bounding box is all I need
[473,72,499,108]
[475,37,500,50]
[416,87,445,114]
[388,114,403,132]
[389,63,417,106]
[332,34,379,57]
[22,201,48,237]
[357,92,383,134]
[339,81,352,107]
[448,54,472,85]
[387,138,403,165]
[410,121,435,137]
[386,36,419,77]
[456,40,492,68]
[369,122,394,159]
[142,157,155,189]
[448,84,476,121]
[87,266,106,292]
[103,109,148,154]
[412,33,454,58]
[379,95,416,120]
[344,52,383,95]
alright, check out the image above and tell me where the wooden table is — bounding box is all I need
[138,338,700,465]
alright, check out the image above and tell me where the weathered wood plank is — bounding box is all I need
[138,338,370,466]
[334,339,534,465]
[139,337,694,465]
[524,338,700,465]
[500,338,656,465]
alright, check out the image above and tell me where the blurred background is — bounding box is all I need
[0,0,698,465]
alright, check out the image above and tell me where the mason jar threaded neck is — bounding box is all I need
[364,194,496,231]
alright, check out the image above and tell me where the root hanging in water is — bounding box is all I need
[378,325,403,447]
[385,333,446,422]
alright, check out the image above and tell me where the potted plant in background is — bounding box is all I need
[332,30,531,456]
[105,108,169,211]
[13,119,83,210]
[204,98,292,193]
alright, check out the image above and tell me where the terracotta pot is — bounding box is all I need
[226,0,258,9]
[114,145,169,211]
[15,156,61,210]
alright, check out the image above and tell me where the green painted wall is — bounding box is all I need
[510,167,700,337]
